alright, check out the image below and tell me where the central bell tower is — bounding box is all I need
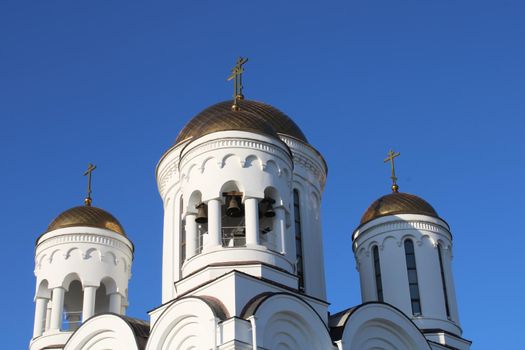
[156,98,327,301]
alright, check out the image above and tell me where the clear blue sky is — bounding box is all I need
[1,1,523,348]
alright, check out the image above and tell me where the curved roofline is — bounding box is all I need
[330,301,434,348]
[63,312,149,350]
[150,295,230,332]
[239,291,331,335]
[175,99,308,145]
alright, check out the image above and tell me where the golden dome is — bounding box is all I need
[46,205,126,235]
[360,192,439,226]
[175,99,307,145]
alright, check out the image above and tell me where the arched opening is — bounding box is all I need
[33,280,51,337]
[259,187,280,252]
[186,191,206,256]
[221,181,246,247]
[63,280,83,331]
[94,283,109,314]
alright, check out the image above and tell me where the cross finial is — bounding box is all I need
[83,163,97,206]
[384,150,401,193]
[227,57,248,110]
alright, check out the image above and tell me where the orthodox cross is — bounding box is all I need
[384,150,400,193]
[227,57,248,110]
[83,163,97,206]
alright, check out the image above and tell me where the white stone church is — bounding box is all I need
[29,74,472,349]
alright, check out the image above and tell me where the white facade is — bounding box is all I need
[31,224,133,350]
[30,98,471,350]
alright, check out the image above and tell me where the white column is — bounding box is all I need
[45,303,52,331]
[82,286,97,322]
[274,206,286,254]
[33,297,48,338]
[185,213,197,258]
[49,287,65,331]
[245,198,260,246]
[121,297,128,315]
[109,293,122,314]
[162,196,175,303]
[207,199,222,248]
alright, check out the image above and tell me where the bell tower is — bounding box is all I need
[352,152,470,350]
[30,165,134,350]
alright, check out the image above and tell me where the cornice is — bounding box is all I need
[179,137,293,171]
[36,233,133,258]
[354,220,452,252]
[281,137,326,189]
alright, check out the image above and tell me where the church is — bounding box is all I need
[29,59,472,350]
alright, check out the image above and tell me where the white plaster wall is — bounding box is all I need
[32,226,134,349]
[63,314,141,350]
[338,303,432,350]
[353,214,462,336]
[35,227,133,294]
[283,135,327,301]
[156,130,328,303]
[157,142,184,303]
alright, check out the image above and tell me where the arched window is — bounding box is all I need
[63,280,83,331]
[372,246,383,302]
[437,243,451,318]
[180,195,186,266]
[404,239,422,315]
[293,189,305,292]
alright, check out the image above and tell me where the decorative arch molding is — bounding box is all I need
[35,245,129,271]
[64,313,145,350]
[356,223,453,256]
[242,292,335,350]
[157,153,181,198]
[358,220,452,242]
[337,303,431,350]
[180,152,291,182]
[179,137,293,172]
[146,296,228,350]
[37,232,133,255]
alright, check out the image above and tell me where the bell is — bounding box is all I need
[261,198,276,217]
[226,196,242,217]
[195,203,208,224]
[264,202,275,217]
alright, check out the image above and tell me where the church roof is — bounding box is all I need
[175,99,308,145]
[121,316,150,350]
[359,192,439,226]
[46,205,126,236]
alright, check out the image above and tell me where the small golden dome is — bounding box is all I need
[360,192,439,226]
[175,100,307,145]
[46,206,126,235]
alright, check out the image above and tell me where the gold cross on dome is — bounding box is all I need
[83,163,97,206]
[227,57,248,110]
[384,150,400,193]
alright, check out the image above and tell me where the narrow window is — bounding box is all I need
[437,244,451,318]
[293,189,305,292]
[179,196,186,266]
[404,239,422,315]
[372,246,383,302]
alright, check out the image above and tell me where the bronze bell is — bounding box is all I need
[226,196,242,217]
[195,203,208,224]
[261,198,276,217]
